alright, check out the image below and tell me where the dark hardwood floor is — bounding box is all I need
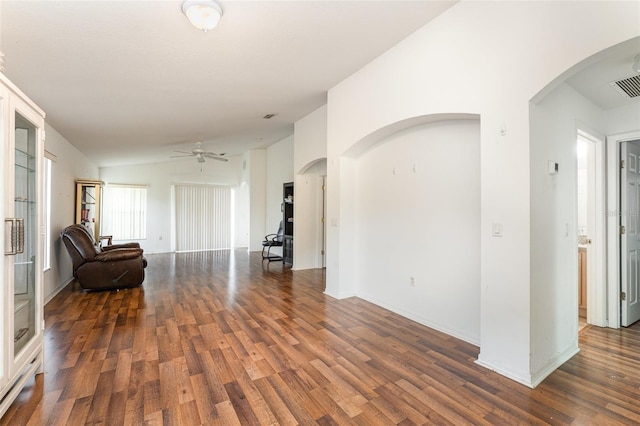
[2,250,640,425]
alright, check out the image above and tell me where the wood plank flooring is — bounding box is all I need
[2,249,640,425]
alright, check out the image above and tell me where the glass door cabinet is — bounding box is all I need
[75,179,102,241]
[0,73,45,419]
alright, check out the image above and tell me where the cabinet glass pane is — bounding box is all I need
[14,112,37,356]
[80,184,98,238]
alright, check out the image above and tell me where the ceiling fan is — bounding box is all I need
[171,142,228,163]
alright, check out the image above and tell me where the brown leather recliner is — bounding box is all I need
[61,224,147,290]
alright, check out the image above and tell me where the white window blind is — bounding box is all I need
[102,185,147,240]
[175,185,231,252]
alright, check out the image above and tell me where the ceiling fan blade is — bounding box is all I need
[202,153,228,162]
[170,144,227,163]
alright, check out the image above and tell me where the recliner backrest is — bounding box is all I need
[61,225,100,268]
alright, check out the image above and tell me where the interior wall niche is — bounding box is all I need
[353,118,481,344]
[294,158,327,271]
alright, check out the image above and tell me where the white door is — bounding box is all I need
[621,142,640,326]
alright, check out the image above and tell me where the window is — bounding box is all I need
[43,157,52,271]
[102,184,147,240]
[174,185,231,252]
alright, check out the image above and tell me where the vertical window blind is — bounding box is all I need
[102,184,148,240]
[174,185,231,252]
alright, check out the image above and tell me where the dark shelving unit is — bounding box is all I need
[283,182,294,265]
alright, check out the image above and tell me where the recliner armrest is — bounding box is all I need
[94,248,143,262]
[102,242,141,251]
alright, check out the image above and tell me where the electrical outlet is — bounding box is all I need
[409,276,415,287]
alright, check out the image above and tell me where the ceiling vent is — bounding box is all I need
[610,75,640,99]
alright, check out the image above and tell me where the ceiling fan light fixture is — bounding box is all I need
[633,54,640,74]
[171,142,229,163]
[182,0,223,32]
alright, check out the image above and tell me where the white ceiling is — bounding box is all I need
[0,0,456,167]
[566,37,640,111]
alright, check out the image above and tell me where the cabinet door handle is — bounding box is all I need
[4,218,24,255]
[5,219,15,255]
[16,219,25,254]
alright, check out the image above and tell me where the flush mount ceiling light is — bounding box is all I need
[182,0,223,32]
[633,54,640,74]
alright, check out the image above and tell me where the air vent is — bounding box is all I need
[611,75,640,98]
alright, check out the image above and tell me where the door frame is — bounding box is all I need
[607,130,640,329]
[577,130,604,326]
[577,126,606,327]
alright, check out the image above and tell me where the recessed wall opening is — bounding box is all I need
[294,158,327,271]
[352,118,481,345]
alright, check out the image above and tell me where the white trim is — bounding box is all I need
[576,125,606,327]
[104,183,149,188]
[358,292,480,346]
[528,345,580,388]
[474,357,534,389]
[324,289,355,300]
[44,150,57,162]
[606,130,640,329]
[476,344,579,389]
[43,277,74,305]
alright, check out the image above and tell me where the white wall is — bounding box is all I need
[44,123,99,302]
[99,156,244,253]
[248,149,266,251]
[605,103,640,135]
[265,135,294,234]
[293,106,328,270]
[325,0,640,387]
[356,119,480,344]
[235,155,250,248]
[529,83,606,382]
[294,105,327,174]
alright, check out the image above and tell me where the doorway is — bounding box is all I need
[576,134,596,330]
[620,139,640,326]
[606,131,640,329]
[577,129,606,329]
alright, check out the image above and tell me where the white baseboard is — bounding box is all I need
[475,356,534,388]
[357,292,479,346]
[529,344,580,388]
[44,277,74,305]
[323,289,355,300]
[476,343,579,389]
